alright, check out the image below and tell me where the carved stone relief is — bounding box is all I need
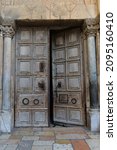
[0,0,98,20]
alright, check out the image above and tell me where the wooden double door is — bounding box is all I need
[15,27,85,127]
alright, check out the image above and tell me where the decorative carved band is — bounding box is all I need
[83,18,100,37]
[2,25,15,38]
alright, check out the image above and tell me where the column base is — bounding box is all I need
[89,108,100,132]
[0,110,12,133]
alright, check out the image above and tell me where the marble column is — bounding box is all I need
[87,34,98,108]
[84,19,100,131]
[0,26,4,111]
[2,25,15,110]
[0,25,15,132]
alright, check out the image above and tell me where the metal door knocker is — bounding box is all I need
[22,98,29,105]
[71,98,77,104]
[33,99,39,105]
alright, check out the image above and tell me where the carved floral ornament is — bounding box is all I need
[83,18,100,37]
[0,25,15,37]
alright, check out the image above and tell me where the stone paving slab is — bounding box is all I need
[32,145,52,150]
[9,135,23,139]
[33,140,54,146]
[0,127,100,150]
[56,133,89,140]
[71,140,90,150]
[0,144,7,150]
[53,143,73,150]
[55,140,71,144]
[0,134,10,140]
[87,133,100,139]
[39,135,55,141]
[22,136,39,140]
[5,144,18,150]
[85,139,100,150]
[16,140,33,150]
[12,131,34,136]
[34,131,54,136]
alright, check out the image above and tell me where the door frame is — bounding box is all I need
[13,20,87,128]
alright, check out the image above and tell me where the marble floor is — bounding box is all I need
[0,126,100,150]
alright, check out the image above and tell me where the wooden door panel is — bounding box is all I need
[52,28,85,125]
[67,77,81,90]
[66,29,80,44]
[34,29,47,43]
[15,28,49,127]
[32,110,48,126]
[67,108,84,125]
[33,77,47,93]
[17,94,46,108]
[16,110,31,127]
[53,49,65,61]
[55,33,65,47]
[17,44,32,58]
[67,46,80,60]
[17,60,32,75]
[33,60,47,75]
[54,92,82,108]
[19,29,32,42]
[67,61,81,75]
[33,45,47,58]
[17,77,33,93]
[54,107,67,122]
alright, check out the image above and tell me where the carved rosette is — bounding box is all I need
[83,18,100,37]
[2,25,15,38]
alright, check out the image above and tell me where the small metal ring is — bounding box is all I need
[71,98,77,104]
[22,98,29,105]
[33,99,39,105]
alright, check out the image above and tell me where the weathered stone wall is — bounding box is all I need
[0,0,98,21]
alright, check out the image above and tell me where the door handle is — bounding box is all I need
[40,62,45,72]
[38,80,45,91]
[57,81,62,88]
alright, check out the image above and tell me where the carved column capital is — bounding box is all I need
[0,25,4,36]
[2,25,15,38]
[83,18,100,37]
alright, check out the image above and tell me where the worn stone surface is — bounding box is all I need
[0,127,100,150]
[33,140,54,146]
[53,143,73,150]
[5,144,18,150]
[86,139,100,150]
[0,134,10,140]
[22,136,39,140]
[32,145,52,150]
[71,140,90,150]
[55,140,71,144]
[89,109,100,132]
[56,133,89,140]
[16,140,33,150]
[0,0,98,20]
[0,144,7,150]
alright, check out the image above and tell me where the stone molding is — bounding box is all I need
[83,18,100,37]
